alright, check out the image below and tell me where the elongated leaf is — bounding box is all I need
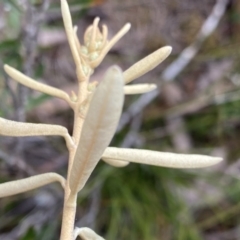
[61,0,81,68]
[4,65,71,103]
[124,84,157,95]
[123,46,172,84]
[0,117,67,137]
[102,158,129,167]
[102,147,223,169]
[74,227,105,240]
[0,117,73,148]
[69,66,124,193]
[0,173,65,198]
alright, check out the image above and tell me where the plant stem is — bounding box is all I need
[60,76,90,239]
[60,149,76,240]
[60,191,77,240]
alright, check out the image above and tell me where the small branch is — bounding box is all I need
[162,84,238,119]
[162,0,229,81]
[118,0,229,132]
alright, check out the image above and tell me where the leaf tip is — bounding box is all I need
[3,64,15,77]
[3,64,10,72]
[159,45,172,59]
[163,45,172,53]
[125,23,131,30]
[107,65,124,83]
[187,155,223,169]
[209,156,223,166]
[110,65,122,73]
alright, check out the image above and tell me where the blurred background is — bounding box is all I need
[0,0,239,239]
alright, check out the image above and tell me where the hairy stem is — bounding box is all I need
[60,77,90,239]
[60,194,77,240]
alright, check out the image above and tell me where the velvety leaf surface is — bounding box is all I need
[69,66,124,193]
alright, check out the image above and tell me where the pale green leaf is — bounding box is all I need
[4,65,71,103]
[124,84,157,95]
[69,66,124,193]
[102,147,223,169]
[61,0,81,68]
[0,117,74,148]
[0,117,67,137]
[0,173,65,198]
[123,46,172,84]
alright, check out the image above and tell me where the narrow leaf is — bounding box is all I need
[74,227,105,240]
[123,46,172,84]
[124,84,157,95]
[102,158,129,167]
[69,66,124,193]
[0,173,66,198]
[0,117,67,137]
[0,117,74,148]
[102,147,223,169]
[61,0,81,68]
[4,65,71,103]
